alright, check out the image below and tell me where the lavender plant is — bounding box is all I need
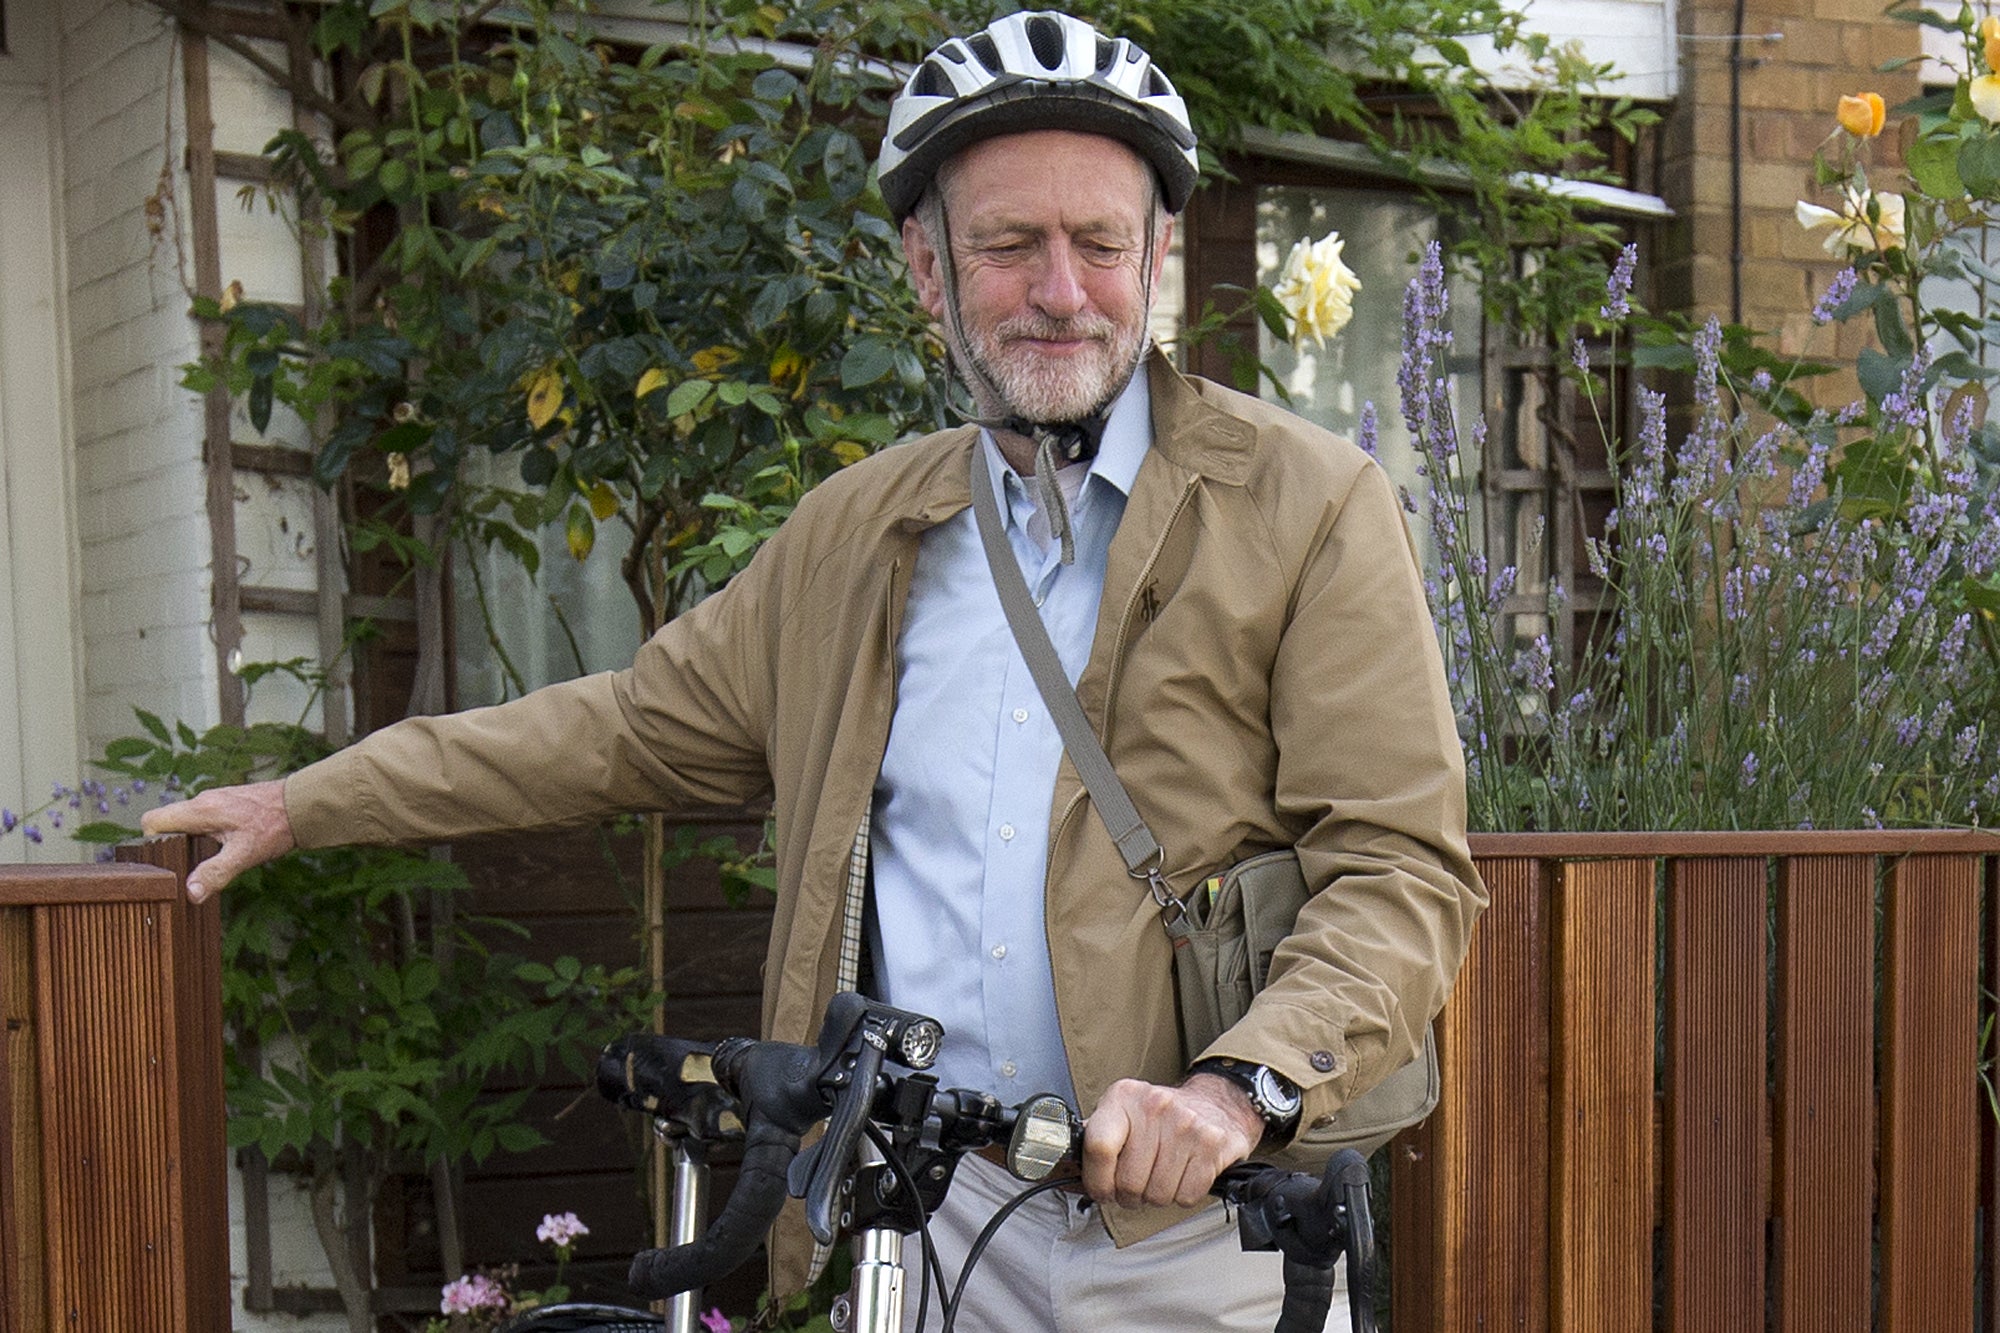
[1406,241,2000,832]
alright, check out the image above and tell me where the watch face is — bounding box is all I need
[1252,1066,1302,1118]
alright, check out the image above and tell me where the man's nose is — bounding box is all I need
[1029,240,1088,318]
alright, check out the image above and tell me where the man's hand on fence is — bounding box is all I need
[1082,1073,1264,1209]
[140,779,296,903]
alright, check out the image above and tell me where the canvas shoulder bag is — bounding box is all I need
[967,448,1437,1161]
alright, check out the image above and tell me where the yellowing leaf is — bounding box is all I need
[666,519,702,549]
[830,441,869,467]
[526,368,563,430]
[691,345,741,376]
[636,367,671,399]
[588,480,619,520]
[566,504,596,561]
[769,348,806,387]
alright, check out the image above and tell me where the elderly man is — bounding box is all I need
[148,12,1482,1330]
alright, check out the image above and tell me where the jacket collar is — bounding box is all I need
[892,346,1256,534]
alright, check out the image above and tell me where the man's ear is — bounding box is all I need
[902,215,948,320]
[1151,214,1175,292]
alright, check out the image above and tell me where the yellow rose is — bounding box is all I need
[1973,73,2000,123]
[1271,231,1362,350]
[1836,91,1885,138]
[1795,187,1906,254]
[1982,15,2000,71]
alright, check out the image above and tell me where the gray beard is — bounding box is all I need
[954,312,1150,426]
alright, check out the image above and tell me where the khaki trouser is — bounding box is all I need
[900,1153,1349,1332]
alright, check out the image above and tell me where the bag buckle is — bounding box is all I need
[1132,849,1188,928]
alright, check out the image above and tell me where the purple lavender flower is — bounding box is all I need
[94,847,115,863]
[24,826,41,845]
[48,811,63,830]
[1356,401,1378,458]
[1896,714,1921,746]
[1741,752,1759,788]
[1812,268,1858,324]
[1601,243,1637,321]
[1878,349,1932,433]
[0,809,14,834]
[1954,726,1979,769]
[1749,368,1774,395]
[132,779,148,793]
[1572,338,1590,375]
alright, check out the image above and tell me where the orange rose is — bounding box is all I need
[1836,91,1886,138]
[1982,15,2000,71]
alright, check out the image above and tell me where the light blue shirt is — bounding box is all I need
[868,370,1152,1106]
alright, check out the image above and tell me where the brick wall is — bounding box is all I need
[56,0,219,755]
[1658,0,1923,367]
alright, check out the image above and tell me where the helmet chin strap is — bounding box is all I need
[933,191,1159,566]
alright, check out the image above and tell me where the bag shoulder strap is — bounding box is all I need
[967,445,1174,900]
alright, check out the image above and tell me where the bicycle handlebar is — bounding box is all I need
[596,993,1375,1333]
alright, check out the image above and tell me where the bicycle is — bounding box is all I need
[503,992,1377,1333]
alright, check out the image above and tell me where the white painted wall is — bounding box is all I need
[1465,0,1681,100]
[0,0,85,860]
[53,0,217,762]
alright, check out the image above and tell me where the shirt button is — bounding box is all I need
[1013,707,1030,724]
[1000,1061,1018,1078]
[991,944,1008,960]
[1310,1050,1337,1073]
[998,823,1015,841]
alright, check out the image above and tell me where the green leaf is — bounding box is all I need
[1857,347,1908,402]
[1254,288,1292,345]
[840,339,896,389]
[664,378,714,417]
[1908,133,1966,199]
[1873,298,1914,359]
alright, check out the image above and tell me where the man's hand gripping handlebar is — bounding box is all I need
[596,993,1377,1333]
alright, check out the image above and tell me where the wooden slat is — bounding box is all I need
[1551,857,1655,1331]
[1,907,38,1333]
[1880,853,1980,1330]
[117,837,231,1332]
[1986,854,2000,1333]
[1428,855,1551,1331]
[1665,857,1767,1329]
[1774,854,1875,1331]
[35,900,184,1329]
[1471,829,2000,858]
[0,863,178,904]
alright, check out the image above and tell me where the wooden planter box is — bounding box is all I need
[1391,830,2000,1332]
[0,842,228,1333]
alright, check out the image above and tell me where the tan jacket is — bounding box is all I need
[286,351,1483,1266]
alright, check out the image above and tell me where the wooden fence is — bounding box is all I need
[0,842,229,1333]
[1390,831,2000,1332]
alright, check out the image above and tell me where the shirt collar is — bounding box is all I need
[979,361,1155,500]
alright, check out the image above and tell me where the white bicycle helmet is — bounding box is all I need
[877,11,1199,223]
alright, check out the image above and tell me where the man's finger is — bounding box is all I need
[1081,1090,1134,1201]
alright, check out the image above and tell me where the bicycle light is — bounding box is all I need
[895,1017,943,1070]
[1006,1093,1075,1181]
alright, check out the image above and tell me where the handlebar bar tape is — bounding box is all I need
[627,1113,803,1300]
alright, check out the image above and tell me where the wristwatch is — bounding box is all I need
[1189,1057,1302,1138]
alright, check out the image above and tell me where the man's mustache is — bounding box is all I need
[995,314,1116,345]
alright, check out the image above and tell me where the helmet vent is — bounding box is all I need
[1025,14,1067,69]
[912,60,949,97]
[1145,67,1171,96]
[1095,36,1116,71]
[966,32,1001,71]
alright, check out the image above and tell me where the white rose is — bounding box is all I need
[1272,231,1362,350]
[1795,187,1905,255]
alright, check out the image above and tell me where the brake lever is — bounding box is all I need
[791,1035,888,1245]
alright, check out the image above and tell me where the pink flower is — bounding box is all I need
[536,1211,590,1247]
[440,1274,509,1315]
[699,1309,733,1333]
